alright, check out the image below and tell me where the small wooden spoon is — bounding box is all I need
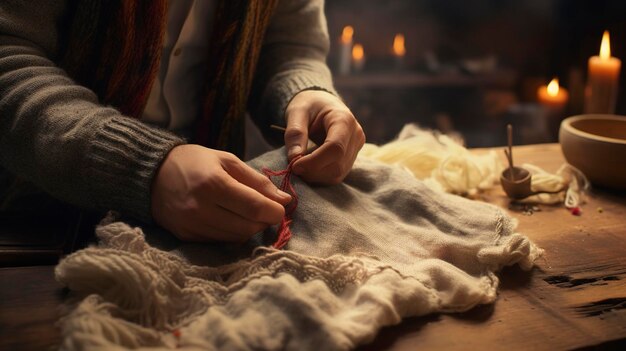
[501,124,529,198]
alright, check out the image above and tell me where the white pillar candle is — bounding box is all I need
[393,33,406,70]
[538,78,569,111]
[337,26,353,75]
[352,43,365,73]
[538,78,569,138]
[585,31,621,113]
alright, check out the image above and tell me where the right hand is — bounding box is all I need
[151,144,292,243]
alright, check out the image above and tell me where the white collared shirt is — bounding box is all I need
[142,0,217,132]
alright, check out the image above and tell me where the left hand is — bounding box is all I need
[284,90,365,184]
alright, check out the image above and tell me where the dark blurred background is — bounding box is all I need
[324,0,626,147]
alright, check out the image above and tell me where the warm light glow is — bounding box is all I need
[393,34,406,56]
[352,44,364,60]
[600,30,611,60]
[341,26,354,44]
[547,78,560,97]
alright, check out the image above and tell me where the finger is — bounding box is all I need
[213,175,286,225]
[220,153,291,205]
[294,142,342,175]
[346,123,366,165]
[329,130,362,183]
[294,116,351,175]
[302,162,347,184]
[333,123,365,180]
[284,107,310,159]
[181,205,269,243]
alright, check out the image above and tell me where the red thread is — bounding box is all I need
[262,155,302,249]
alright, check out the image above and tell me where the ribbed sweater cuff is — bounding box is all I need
[255,70,337,145]
[265,70,338,127]
[85,116,185,222]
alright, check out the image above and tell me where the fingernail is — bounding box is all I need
[288,145,302,157]
[277,189,291,200]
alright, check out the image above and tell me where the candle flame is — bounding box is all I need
[393,34,406,56]
[600,30,611,60]
[341,26,354,44]
[352,44,364,60]
[547,78,560,97]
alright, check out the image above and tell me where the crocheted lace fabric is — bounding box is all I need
[55,148,543,351]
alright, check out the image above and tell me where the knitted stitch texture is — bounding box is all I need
[55,148,542,351]
[0,0,335,221]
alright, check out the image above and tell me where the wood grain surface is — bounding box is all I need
[360,144,626,350]
[1,144,624,350]
[0,266,63,351]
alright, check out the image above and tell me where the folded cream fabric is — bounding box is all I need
[55,148,543,351]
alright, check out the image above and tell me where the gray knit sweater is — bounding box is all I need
[0,0,336,221]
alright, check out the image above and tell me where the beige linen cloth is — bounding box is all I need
[55,148,542,351]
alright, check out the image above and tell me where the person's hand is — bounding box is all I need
[151,145,292,242]
[284,90,365,184]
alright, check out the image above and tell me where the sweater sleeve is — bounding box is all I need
[248,0,337,144]
[0,1,185,222]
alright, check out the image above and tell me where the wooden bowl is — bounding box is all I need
[559,114,626,189]
[500,166,532,200]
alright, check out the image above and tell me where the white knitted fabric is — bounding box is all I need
[55,146,543,351]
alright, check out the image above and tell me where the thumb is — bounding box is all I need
[284,109,310,160]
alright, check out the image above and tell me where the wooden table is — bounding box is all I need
[1,144,625,350]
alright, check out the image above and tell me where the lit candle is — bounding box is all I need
[538,78,569,139]
[352,43,365,73]
[337,26,354,75]
[393,34,406,70]
[585,30,621,113]
[538,78,569,110]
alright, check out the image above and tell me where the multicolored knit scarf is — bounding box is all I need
[59,0,278,156]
